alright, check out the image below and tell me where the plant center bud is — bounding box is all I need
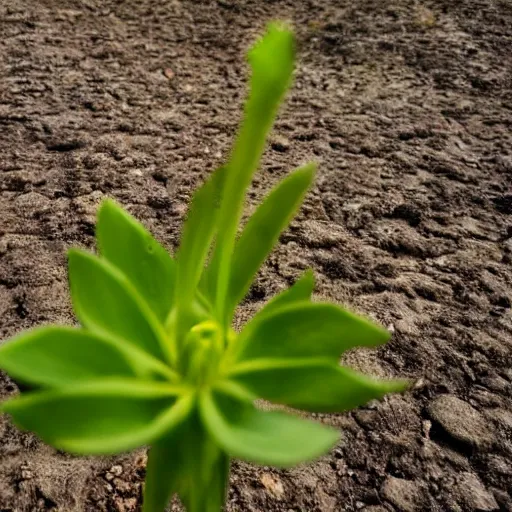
[184,320,223,386]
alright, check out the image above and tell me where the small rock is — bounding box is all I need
[485,454,512,477]
[454,472,499,511]
[15,192,51,215]
[163,68,175,80]
[134,452,148,471]
[487,408,512,433]
[301,220,346,248]
[21,470,33,480]
[114,497,126,512]
[315,484,337,511]
[271,135,290,152]
[381,476,424,512]
[123,497,138,511]
[110,464,123,477]
[113,478,131,493]
[491,488,512,511]
[260,472,285,499]
[428,395,495,450]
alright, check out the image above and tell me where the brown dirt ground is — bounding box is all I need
[1,0,512,511]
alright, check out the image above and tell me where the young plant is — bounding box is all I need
[0,23,406,512]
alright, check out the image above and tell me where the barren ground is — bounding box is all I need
[1,0,511,511]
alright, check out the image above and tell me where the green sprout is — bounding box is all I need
[0,23,406,512]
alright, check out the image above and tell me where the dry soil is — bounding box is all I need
[0,0,511,511]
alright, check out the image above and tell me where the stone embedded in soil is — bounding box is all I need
[491,488,512,511]
[270,135,290,152]
[260,472,285,500]
[453,472,499,511]
[300,219,346,248]
[486,407,512,433]
[427,395,495,450]
[381,476,424,512]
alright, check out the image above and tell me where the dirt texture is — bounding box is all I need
[1,0,512,511]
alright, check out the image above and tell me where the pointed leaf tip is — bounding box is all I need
[200,391,339,468]
[226,163,316,317]
[249,22,295,89]
[235,302,391,363]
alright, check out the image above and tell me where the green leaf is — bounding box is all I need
[203,451,230,512]
[226,163,316,319]
[228,358,409,413]
[212,23,296,323]
[175,168,225,307]
[97,199,176,322]
[143,436,181,512]
[253,268,315,319]
[0,326,178,386]
[232,302,390,363]
[68,249,172,363]
[172,167,225,345]
[200,391,339,467]
[144,413,229,512]
[0,327,136,388]
[2,380,193,455]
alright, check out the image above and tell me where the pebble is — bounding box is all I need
[270,135,290,152]
[427,394,495,450]
[454,472,499,511]
[113,478,131,493]
[110,464,123,476]
[14,191,51,215]
[260,472,285,499]
[381,476,424,512]
[301,219,346,248]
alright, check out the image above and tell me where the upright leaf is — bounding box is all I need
[173,167,225,346]
[225,163,316,319]
[200,391,339,467]
[2,380,192,454]
[212,23,296,323]
[68,250,172,363]
[233,302,390,363]
[97,199,176,322]
[228,359,408,413]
